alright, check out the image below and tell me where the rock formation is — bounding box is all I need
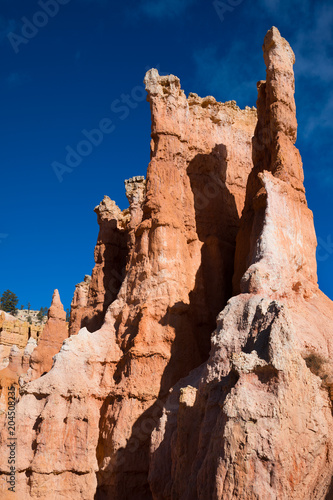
[27,290,68,381]
[69,194,128,337]
[0,312,43,370]
[0,27,332,500]
[149,27,333,500]
[22,338,38,374]
[0,346,26,415]
[15,309,48,325]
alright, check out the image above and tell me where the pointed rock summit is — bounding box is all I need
[48,288,67,321]
[233,26,317,298]
[27,289,68,381]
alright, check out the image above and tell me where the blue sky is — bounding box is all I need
[0,0,332,311]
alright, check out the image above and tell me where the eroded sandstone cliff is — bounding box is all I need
[0,312,43,370]
[0,27,332,500]
[27,290,68,381]
[149,27,333,500]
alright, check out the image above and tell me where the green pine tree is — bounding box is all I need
[0,290,19,314]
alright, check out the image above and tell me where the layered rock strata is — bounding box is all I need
[0,26,332,500]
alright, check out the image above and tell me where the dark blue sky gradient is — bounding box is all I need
[0,0,332,310]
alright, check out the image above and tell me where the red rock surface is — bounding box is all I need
[0,346,24,415]
[149,27,333,500]
[0,26,332,500]
[27,290,68,380]
[0,340,37,415]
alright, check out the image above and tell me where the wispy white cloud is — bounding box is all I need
[301,94,333,137]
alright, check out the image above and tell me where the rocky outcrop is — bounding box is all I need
[22,338,38,374]
[0,26,332,500]
[68,274,91,336]
[149,27,333,500]
[233,27,317,299]
[27,290,68,381]
[0,56,256,499]
[0,312,43,370]
[69,195,128,337]
[15,309,47,325]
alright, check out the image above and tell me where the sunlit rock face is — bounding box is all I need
[26,289,68,381]
[0,27,332,500]
[149,27,333,500]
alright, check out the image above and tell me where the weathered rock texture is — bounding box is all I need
[233,27,317,299]
[0,312,43,370]
[0,27,332,500]
[0,341,36,415]
[149,27,333,500]
[15,309,47,325]
[27,290,68,381]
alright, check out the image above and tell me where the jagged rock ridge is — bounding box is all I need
[0,27,332,500]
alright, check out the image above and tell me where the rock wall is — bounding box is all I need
[0,26,332,500]
[149,27,333,500]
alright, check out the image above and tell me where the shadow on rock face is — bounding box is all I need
[94,145,241,499]
[187,144,240,360]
